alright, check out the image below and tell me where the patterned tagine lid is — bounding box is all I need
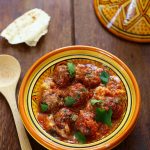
[94,0,150,43]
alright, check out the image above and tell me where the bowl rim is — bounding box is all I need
[18,45,141,150]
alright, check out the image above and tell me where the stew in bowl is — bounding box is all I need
[19,46,140,150]
[37,60,127,144]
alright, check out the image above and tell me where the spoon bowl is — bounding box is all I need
[0,55,21,88]
[0,55,32,150]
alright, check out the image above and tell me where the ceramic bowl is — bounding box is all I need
[19,45,140,150]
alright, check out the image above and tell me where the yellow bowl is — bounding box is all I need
[19,45,140,150]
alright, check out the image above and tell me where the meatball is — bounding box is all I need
[86,96,124,120]
[75,110,98,137]
[75,64,102,87]
[40,77,64,112]
[53,65,71,87]
[41,89,64,113]
[93,86,112,100]
[107,76,122,91]
[93,86,126,103]
[102,98,124,120]
[38,113,72,138]
[41,77,56,90]
[54,108,74,133]
[112,104,123,120]
[67,83,90,107]
[98,122,110,135]
[54,108,73,126]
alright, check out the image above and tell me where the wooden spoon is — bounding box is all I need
[0,55,32,150]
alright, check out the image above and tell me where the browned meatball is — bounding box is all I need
[67,83,90,107]
[54,108,73,129]
[37,112,73,139]
[102,98,124,120]
[53,65,71,87]
[75,110,98,137]
[75,64,102,88]
[41,89,64,113]
[86,96,124,120]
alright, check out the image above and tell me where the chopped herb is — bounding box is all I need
[95,108,112,127]
[80,88,87,92]
[76,93,80,99]
[100,71,109,84]
[64,96,76,107]
[86,72,92,78]
[71,114,78,121]
[67,62,75,78]
[75,131,86,144]
[41,103,48,112]
[90,99,103,105]
[63,109,67,113]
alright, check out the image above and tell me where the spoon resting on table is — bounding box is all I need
[0,55,32,150]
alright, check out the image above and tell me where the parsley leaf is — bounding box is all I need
[67,62,75,78]
[64,96,76,107]
[76,93,80,99]
[100,71,109,84]
[95,108,112,127]
[75,131,86,144]
[71,114,78,121]
[80,88,87,92]
[90,99,103,105]
[41,103,48,112]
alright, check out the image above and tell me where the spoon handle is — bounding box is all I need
[10,102,32,150]
[1,89,32,150]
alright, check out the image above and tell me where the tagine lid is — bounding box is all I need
[94,0,150,43]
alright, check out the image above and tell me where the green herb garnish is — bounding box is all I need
[64,96,76,107]
[86,72,92,78]
[95,108,112,126]
[80,88,87,92]
[41,103,48,112]
[90,99,103,105]
[75,131,86,144]
[100,71,109,84]
[71,114,78,121]
[67,62,75,78]
[76,93,80,99]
